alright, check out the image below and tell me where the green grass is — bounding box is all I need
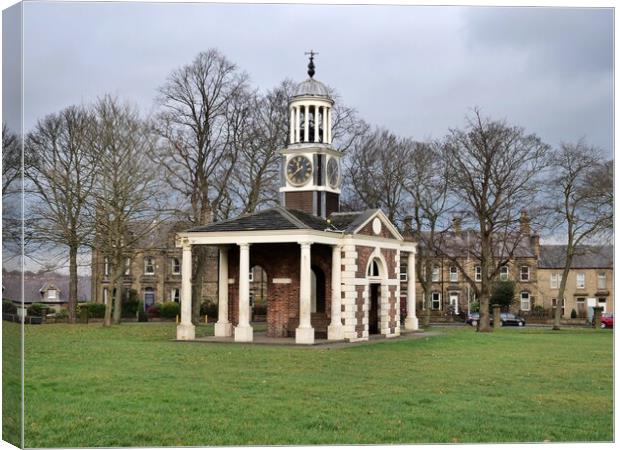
[2,321,22,447]
[19,322,613,447]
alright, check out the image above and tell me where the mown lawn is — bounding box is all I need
[17,322,613,447]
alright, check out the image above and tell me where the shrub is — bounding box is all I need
[27,303,49,317]
[85,303,106,318]
[3,299,16,314]
[137,301,148,322]
[55,308,69,320]
[490,281,515,311]
[160,302,180,319]
[200,301,218,318]
[469,301,480,313]
[571,308,577,319]
[121,290,139,318]
[146,304,161,318]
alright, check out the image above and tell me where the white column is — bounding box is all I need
[404,250,419,330]
[322,106,327,143]
[234,243,253,342]
[214,246,232,337]
[296,242,314,344]
[327,244,344,340]
[176,241,195,340]
[295,105,301,142]
[313,105,319,143]
[289,106,295,144]
[326,107,332,144]
[304,105,309,143]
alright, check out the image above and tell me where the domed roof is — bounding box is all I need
[292,78,331,98]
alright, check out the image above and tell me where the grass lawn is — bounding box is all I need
[15,322,613,447]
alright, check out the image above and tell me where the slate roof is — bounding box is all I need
[539,245,613,269]
[186,207,380,235]
[418,230,538,259]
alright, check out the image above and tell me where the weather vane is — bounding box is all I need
[305,50,318,78]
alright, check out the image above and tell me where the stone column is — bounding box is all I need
[327,244,344,340]
[295,106,301,142]
[296,242,314,344]
[326,107,331,143]
[322,106,327,143]
[289,106,295,144]
[313,105,319,143]
[176,241,195,340]
[304,105,309,143]
[214,246,232,337]
[234,243,253,342]
[404,250,419,331]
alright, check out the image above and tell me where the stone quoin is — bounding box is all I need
[175,54,418,344]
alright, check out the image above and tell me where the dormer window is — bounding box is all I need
[48,289,57,300]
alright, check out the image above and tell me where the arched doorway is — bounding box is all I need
[250,265,267,322]
[311,265,326,313]
[366,256,386,335]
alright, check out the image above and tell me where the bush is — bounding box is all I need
[84,303,106,318]
[3,299,16,314]
[55,308,69,320]
[160,302,180,319]
[200,301,218,318]
[571,308,578,319]
[121,290,140,318]
[27,303,49,317]
[146,304,161,318]
[137,301,148,322]
[490,281,515,312]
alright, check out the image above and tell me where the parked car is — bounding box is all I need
[466,312,525,327]
[600,313,613,329]
[466,312,480,326]
[498,313,526,327]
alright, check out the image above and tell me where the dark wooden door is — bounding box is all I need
[369,283,380,334]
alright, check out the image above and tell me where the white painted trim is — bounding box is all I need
[272,278,292,284]
[351,209,404,241]
[227,278,235,284]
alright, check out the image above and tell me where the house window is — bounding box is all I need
[475,266,481,282]
[431,292,442,310]
[550,273,560,289]
[520,266,530,282]
[431,266,440,282]
[449,266,458,283]
[104,257,110,276]
[598,298,607,313]
[125,257,131,276]
[552,298,565,316]
[48,289,57,300]
[499,266,509,281]
[576,272,585,289]
[520,291,531,311]
[144,257,155,275]
[598,272,606,290]
[400,264,408,282]
[249,270,254,282]
[172,288,180,303]
[172,257,181,275]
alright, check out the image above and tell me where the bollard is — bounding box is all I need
[176,314,179,324]
[205,314,208,324]
[492,304,501,329]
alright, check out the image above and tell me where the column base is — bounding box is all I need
[234,325,253,342]
[404,316,419,331]
[295,326,315,344]
[176,323,196,340]
[327,323,345,341]
[214,322,233,337]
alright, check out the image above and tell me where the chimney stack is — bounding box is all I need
[520,209,531,235]
[452,216,462,235]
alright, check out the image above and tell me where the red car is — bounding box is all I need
[600,313,614,329]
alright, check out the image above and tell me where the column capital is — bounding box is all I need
[298,241,313,248]
[238,242,251,249]
[181,238,191,250]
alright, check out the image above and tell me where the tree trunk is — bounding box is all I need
[423,290,432,327]
[112,274,123,325]
[68,245,79,324]
[553,255,573,331]
[103,285,113,327]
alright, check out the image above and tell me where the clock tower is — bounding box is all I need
[280,52,341,218]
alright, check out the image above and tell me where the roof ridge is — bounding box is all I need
[275,207,309,229]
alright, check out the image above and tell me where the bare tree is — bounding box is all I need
[2,123,21,195]
[343,127,411,223]
[155,49,251,323]
[404,141,453,327]
[24,106,98,323]
[442,109,550,332]
[92,96,170,326]
[546,141,613,330]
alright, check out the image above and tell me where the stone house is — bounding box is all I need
[536,245,613,318]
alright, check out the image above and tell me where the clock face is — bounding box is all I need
[286,155,313,186]
[326,157,340,188]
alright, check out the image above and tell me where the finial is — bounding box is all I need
[305,50,318,78]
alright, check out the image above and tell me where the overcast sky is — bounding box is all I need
[6,2,614,156]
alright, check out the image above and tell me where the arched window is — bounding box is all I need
[367,258,381,278]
